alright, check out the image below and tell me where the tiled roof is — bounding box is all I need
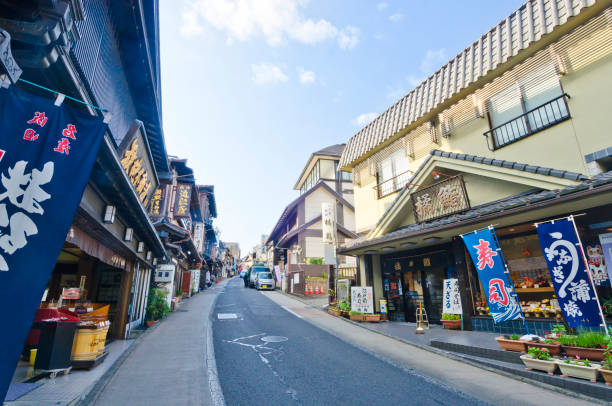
[339,0,597,169]
[315,144,345,157]
[430,150,588,181]
[340,170,612,252]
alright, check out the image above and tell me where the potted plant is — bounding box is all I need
[560,331,609,361]
[349,310,364,321]
[364,313,381,322]
[598,344,612,386]
[328,305,341,317]
[337,300,351,318]
[175,289,184,302]
[546,324,566,339]
[146,289,170,327]
[495,334,527,352]
[557,357,600,382]
[441,313,461,330]
[520,347,558,375]
[525,337,562,356]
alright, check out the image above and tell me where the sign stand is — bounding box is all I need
[489,226,530,335]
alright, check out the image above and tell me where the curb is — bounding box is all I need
[326,309,608,405]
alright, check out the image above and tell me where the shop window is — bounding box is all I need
[484,66,569,150]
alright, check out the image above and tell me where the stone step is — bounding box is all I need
[430,339,523,364]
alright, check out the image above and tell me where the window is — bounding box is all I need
[300,161,321,194]
[485,66,569,149]
[377,150,411,198]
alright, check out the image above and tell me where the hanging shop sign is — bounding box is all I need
[411,175,470,223]
[0,86,107,401]
[461,228,523,323]
[148,186,166,217]
[174,183,192,218]
[442,278,462,315]
[62,287,81,300]
[119,121,157,206]
[193,222,205,252]
[321,202,336,245]
[535,217,605,328]
[351,286,374,314]
[585,241,609,286]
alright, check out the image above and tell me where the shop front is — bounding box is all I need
[381,248,455,324]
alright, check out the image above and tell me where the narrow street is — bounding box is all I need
[213,278,484,406]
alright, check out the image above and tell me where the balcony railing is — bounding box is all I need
[483,94,571,150]
[375,170,412,199]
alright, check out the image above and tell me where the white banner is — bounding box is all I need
[321,202,336,245]
[442,278,462,315]
[351,286,374,314]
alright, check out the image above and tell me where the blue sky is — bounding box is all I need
[159,0,525,254]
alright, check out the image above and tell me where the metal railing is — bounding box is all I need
[483,94,571,150]
[375,170,412,199]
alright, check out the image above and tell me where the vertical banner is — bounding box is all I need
[536,218,605,329]
[598,232,612,284]
[462,228,523,323]
[442,278,462,314]
[0,86,107,400]
[173,183,192,218]
[321,202,337,266]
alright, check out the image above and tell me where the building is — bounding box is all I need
[338,0,612,333]
[197,185,219,282]
[267,144,358,272]
[0,0,169,341]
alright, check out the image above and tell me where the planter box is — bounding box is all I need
[495,337,527,352]
[349,314,381,322]
[520,354,558,376]
[562,345,606,361]
[328,309,341,317]
[557,360,600,382]
[146,320,158,328]
[441,319,461,330]
[525,341,562,356]
[340,311,349,318]
[599,367,612,386]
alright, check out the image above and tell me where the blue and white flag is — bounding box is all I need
[0,86,107,400]
[536,218,603,328]
[462,228,523,323]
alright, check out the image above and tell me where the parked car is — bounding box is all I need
[249,266,270,288]
[256,272,275,290]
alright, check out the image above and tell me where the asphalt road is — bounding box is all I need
[213,278,487,406]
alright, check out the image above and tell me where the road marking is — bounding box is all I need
[217,313,237,319]
[207,296,226,406]
[261,336,288,343]
[281,306,303,319]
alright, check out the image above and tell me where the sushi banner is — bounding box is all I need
[0,86,107,401]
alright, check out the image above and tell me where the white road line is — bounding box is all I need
[281,305,303,319]
[207,298,226,406]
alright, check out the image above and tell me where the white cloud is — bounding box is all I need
[251,63,289,85]
[386,86,406,100]
[377,2,388,11]
[297,68,316,84]
[353,112,378,127]
[420,48,447,76]
[388,13,404,22]
[338,26,360,50]
[181,0,359,50]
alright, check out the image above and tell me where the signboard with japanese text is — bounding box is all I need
[62,287,81,300]
[193,222,205,252]
[597,232,612,285]
[118,122,157,207]
[536,218,603,328]
[321,202,336,245]
[0,86,106,400]
[148,186,166,217]
[410,175,470,223]
[462,229,523,323]
[442,278,462,314]
[351,286,374,314]
[173,183,192,218]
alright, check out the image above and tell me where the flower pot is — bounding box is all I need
[349,314,365,321]
[146,320,158,328]
[525,341,562,356]
[599,366,612,386]
[328,309,341,317]
[557,360,600,382]
[340,311,349,318]
[520,355,558,376]
[562,345,606,361]
[495,337,527,352]
[441,319,461,330]
[364,314,380,322]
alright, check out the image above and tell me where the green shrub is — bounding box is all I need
[558,335,578,346]
[321,271,328,280]
[575,331,609,348]
[306,257,323,265]
[603,344,612,370]
[441,313,461,321]
[146,289,170,321]
[551,324,566,335]
[338,300,351,312]
[349,310,362,316]
[510,334,520,341]
[528,347,551,360]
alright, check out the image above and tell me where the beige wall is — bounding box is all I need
[304,187,333,223]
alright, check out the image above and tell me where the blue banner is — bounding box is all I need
[536,218,603,328]
[0,86,106,400]
[462,229,523,323]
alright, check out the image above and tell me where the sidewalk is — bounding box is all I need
[265,290,605,406]
[88,282,225,406]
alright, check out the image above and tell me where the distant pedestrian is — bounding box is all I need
[206,270,211,287]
